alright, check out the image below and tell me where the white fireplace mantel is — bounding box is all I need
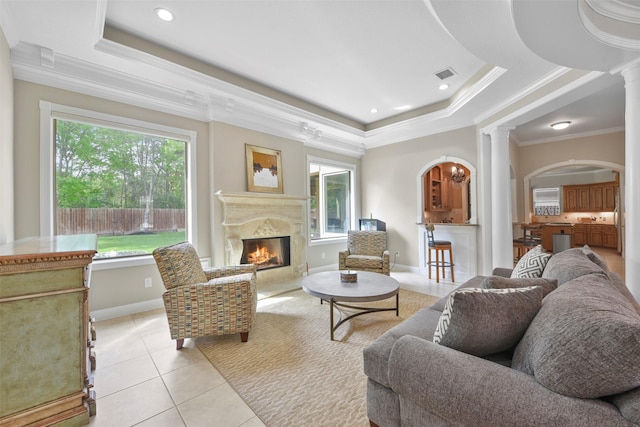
[215,191,308,282]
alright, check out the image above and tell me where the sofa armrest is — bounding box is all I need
[204,264,256,280]
[388,336,625,426]
[492,267,513,277]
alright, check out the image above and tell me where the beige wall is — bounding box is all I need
[361,126,477,267]
[516,131,624,178]
[0,28,13,244]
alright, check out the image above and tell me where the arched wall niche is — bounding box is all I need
[416,155,477,225]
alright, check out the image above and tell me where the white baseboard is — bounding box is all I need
[91,298,164,321]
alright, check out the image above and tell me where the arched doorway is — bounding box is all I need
[416,156,478,282]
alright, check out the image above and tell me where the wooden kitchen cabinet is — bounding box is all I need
[602,183,617,211]
[0,235,97,426]
[603,225,618,249]
[425,166,452,211]
[563,182,617,212]
[588,225,603,247]
[572,224,587,246]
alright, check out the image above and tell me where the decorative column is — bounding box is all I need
[622,63,640,301]
[479,132,493,275]
[489,127,514,269]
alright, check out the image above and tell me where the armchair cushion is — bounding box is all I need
[153,241,206,289]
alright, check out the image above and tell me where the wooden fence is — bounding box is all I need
[57,208,185,235]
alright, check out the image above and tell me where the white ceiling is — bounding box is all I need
[1,0,639,156]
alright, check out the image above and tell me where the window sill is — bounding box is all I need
[309,236,347,246]
[91,255,156,271]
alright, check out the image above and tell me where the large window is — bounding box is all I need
[308,158,355,241]
[41,102,197,263]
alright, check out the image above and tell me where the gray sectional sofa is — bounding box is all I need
[363,247,640,426]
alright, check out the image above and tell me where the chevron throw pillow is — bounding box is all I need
[511,245,551,278]
[433,286,544,356]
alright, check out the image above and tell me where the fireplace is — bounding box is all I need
[216,191,307,283]
[241,236,291,271]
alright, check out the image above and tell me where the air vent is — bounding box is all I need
[434,68,456,80]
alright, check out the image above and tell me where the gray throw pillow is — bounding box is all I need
[481,275,557,297]
[512,274,640,399]
[511,245,551,279]
[433,286,543,357]
[581,244,609,271]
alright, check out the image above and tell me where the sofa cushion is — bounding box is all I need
[510,245,550,278]
[481,275,557,297]
[581,244,609,271]
[345,254,383,270]
[541,247,603,285]
[363,307,443,388]
[512,273,640,398]
[433,286,544,357]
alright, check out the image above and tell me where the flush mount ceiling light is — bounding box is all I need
[155,8,174,22]
[370,108,379,114]
[394,105,412,111]
[551,121,571,130]
[439,83,450,90]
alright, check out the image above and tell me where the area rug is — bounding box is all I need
[195,288,440,427]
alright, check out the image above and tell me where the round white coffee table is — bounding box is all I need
[302,271,400,340]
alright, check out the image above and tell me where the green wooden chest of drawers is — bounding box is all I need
[0,235,97,426]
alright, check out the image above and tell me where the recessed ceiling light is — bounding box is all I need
[550,121,571,130]
[155,8,174,22]
[439,83,450,91]
[370,108,379,114]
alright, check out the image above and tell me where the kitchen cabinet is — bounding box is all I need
[588,225,603,247]
[563,182,618,212]
[572,224,587,246]
[603,225,618,249]
[603,183,617,211]
[425,166,452,211]
[0,235,97,426]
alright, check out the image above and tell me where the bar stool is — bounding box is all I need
[425,224,455,283]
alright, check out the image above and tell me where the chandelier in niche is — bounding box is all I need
[451,165,467,185]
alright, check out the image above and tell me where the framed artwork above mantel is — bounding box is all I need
[245,144,283,193]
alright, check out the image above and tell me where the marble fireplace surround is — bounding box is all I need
[215,191,307,283]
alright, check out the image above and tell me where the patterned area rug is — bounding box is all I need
[196,288,440,427]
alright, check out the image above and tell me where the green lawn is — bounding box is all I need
[96,231,185,259]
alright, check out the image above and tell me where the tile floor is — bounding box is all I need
[89,248,625,426]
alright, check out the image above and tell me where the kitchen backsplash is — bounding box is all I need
[531,211,615,225]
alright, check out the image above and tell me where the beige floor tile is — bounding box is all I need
[94,332,150,368]
[94,315,136,337]
[141,327,175,353]
[162,361,227,405]
[151,345,208,375]
[134,407,186,427]
[239,416,267,427]
[89,377,174,427]
[94,353,159,397]
[177,383,256,427]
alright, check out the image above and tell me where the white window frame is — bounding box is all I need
[307,155,356,245]
[39,101,198,270]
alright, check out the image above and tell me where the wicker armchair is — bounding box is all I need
[153,242,257,349]
[338,230,390,275]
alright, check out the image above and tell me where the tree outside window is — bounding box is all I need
[55,119,187,259]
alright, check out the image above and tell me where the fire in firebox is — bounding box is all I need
[241,236,291,271]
